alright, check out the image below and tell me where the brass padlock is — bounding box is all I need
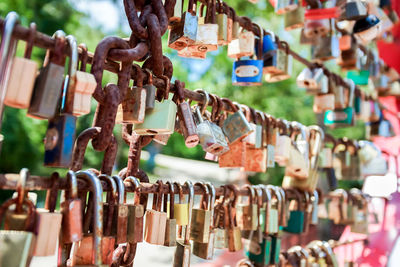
[168,1,198,51]
[118,85,147,124]
[4,169,36,233]
[174,182,189,226]
[217,4,229,46]
[173,181,194,267]
[124,176,145,243]
[28,30,66,119]
[190,182,211,243]
[274,120,292,166]
[313,93,335,113]
[266,185,281,234]
[71,170,104,266]
[71,43,97,116]
[226,192,242,252]
[144,180,167,245]
[61,171,83,243]
[284,7,304,31]
[193,182,216,260]
[164,181,177,247]
[4,22,38,109]
[236,185,258,231]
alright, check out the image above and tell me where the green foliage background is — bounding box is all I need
[0,0,365,186]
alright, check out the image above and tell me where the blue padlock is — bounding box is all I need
[232,59,263,86]
[256,30,277,59]
[232,23,264,86]
[44,35,78,167]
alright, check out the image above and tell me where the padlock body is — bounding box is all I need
[33,210,63,256]
[236,204,258,231]
[190,209,211,243]
[177,101,199,148]
[61,199,83,243]
[44,114,77,168]
[193,230,214,260]
[219,141,246,168]
[245,236,272,266]
[134,100,177,135]
[214,228,227,249]
[28,63,64,119]
[173,241,191,267]
[5,57,38,109]
[274,135,291,166]
[197,121,229,155]
[168,12,198,50]
[119,86,146,124]
[127,204,144,243]
[227,31,255,58]
[283,210,304,233]
[72,234,115,265]
[189,23,218,53]
[144,210,167,245]
[174,203,189,226]
[284,7,304,30]
[4,212,30,231]
[324,107,354,127]
[227,227,242,252]
[144,84,156,110]
[164,218,177,246]
[232,60,263,86]
[0,231,35,267]
[244,147,267,172]
[222,110,253,143]
[111,204,129,244]
[72,71,96,116]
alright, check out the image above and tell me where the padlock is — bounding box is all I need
[173,181,194,267]
[244,146,267,172]
[226,198,242,252]
[193,90,229,155]
[236,185,258,231]
[118,86,146,124]
[275,0,298,14]
[285,122,309,179]
[193,182,216,260]
[301,191,313,232]
[296,67,326,92]
[257,30,277,58]
[190,183,211,243]
[338,0,367,21]
[111,175,129,244]
[144,180,167,245]
[339,34,352,51]
[71,43,97,116]
[312,34,340,62]
[264,41,292,82]
[266,185,281,234]
[168,2,198,50]
[175,80,199,148]
[228,29,255,58]
[124,176,145,243]
[43,35,78,168]
[188,2,218,55]
[263,43,287,76]
[218,140,246,168]
[324,79,355,127]
[213,203,228,249]
[165,0,183,24]
[313,93,335,113]
[34,180,63,256]
[143,68,156,110]
[311,190,319,225]
[0,171,36,267]
[61,171,83,243]
[174,182,189,226]
[245,231,272,266]
[71,170,104,266]
[232,24,263,86]
[284,7,305,31]
[282,189,305,234]
[28,30,66,119]
[134,77,177,135]
[164,181,177,247]
[304,19,330,39]
[98,174,117,260]
[3,169,35,232]
[222,100,253,143]
[4,22,38,109]
[353,14,381,44]
[274,120,292,166]
[217,7,229,45]
[347,70,370,85]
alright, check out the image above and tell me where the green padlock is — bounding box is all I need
[245,231,272,266]
[270,227,283,265]
[346,70,370,85]
[283,189,304,234]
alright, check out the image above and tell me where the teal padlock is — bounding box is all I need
[346,70,369,85]
[270,227,283,265]
[245,234,272,266]
[283,190,304,234]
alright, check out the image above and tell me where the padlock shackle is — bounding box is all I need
[194,89,210,114]
[0,197,36,231]
[184,180,194,243]
[66,170,78,200]
[24,22,36,59]
[266,185,282,220]
[194,182,209,210]
[76,170,104,265]
[16,168,29,213]
[153,180,164,212]
[112,175,125,205]
[205,182,216,227]
[123,176,141,205]
[165,181,175,219]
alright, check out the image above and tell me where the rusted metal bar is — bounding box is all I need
[0,173,367,200]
